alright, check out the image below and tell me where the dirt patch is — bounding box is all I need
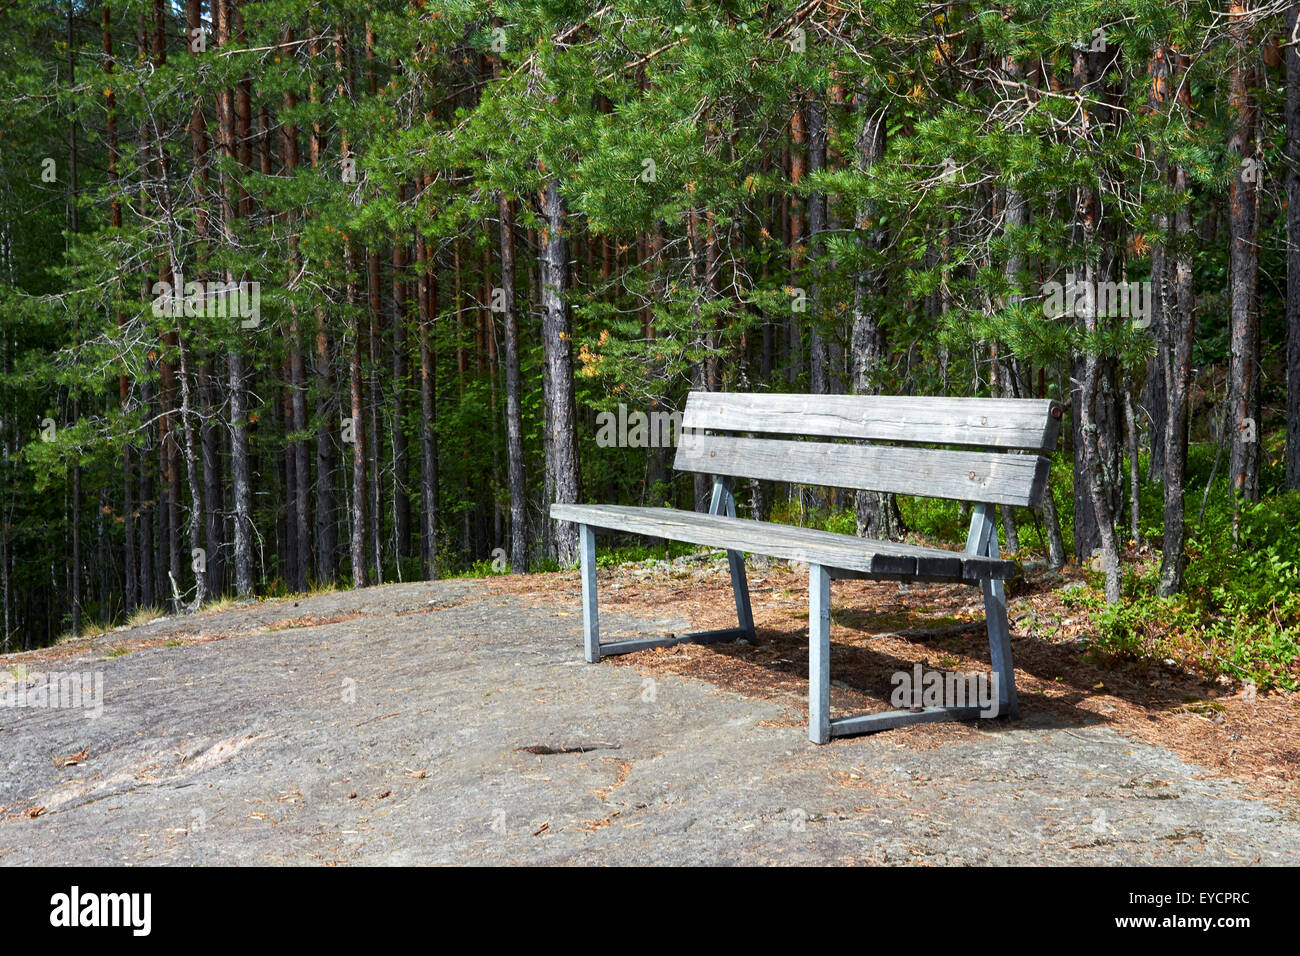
[264,612,363,632]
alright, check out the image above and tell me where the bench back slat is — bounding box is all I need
[681,392,1061,451]
[672,392,1059,508]
[674,432,1050,507]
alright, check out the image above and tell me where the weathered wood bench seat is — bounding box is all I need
[551,391,1062,743]
[549,505,1017,583]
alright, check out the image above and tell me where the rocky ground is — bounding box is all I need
[1,557,1297,865]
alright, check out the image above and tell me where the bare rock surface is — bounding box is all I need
[1,579,1295,865]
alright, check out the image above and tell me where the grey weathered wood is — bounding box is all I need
[579,524,600,662]
[967,505,1018,718]
[674,432,1051,508]
[559,391,1045,741]
[549,503,1014,580]
[682,391,1062,451]
[830,706,985,737]
[808,563,831,745]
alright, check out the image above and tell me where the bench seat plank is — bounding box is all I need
[550,503,1014,582]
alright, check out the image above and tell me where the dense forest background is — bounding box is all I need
[2,0,1298,687]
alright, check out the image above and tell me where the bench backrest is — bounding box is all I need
[673,392,1061,508]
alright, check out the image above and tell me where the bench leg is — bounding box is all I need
[982,575,1018,718]
[966,504,1018,719]
[808,563,831,744]
[579,524,600,663]
[726,549,755,638]
[579,522,748,661]
[709,477,756,641]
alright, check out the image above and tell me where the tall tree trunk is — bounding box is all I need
[336,31,366,589]
[367,245,383,582]
[685,208,713,512]
[176,334,206,609]
[229,348,253,597]
[499,193,527,573]
[1160,156,1196,595]
[1287,2,1300,490]
[105,2,136,615]
[348,284,368,589]
[1123,371,1142,546]
[807,94,828,395]
[391,184,411,562]
[1073,50,1121,601]
[1001,108,1031,557]
[416,189,439,579]
[282,34,310,592]
[1228,2,1261,506]
[1147,238,1168,482]
[66,0,81,634]
[199,358,222,595]
[850,92,905,539]
[541,178,580,564]
[789,104,806,385]
[365,24,383,581]
[309,28,337,584]
[219,0,254,598]
[139,372,155,610]
[1080,320,1123,602]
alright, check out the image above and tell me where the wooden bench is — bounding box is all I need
[551,391,1062,743]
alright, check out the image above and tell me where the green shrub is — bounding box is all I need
[1083,490,1300,690]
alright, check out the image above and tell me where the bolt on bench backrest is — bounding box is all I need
[674,392,1062,509]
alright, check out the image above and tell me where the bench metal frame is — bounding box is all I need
[579,477,754,663]
[807,502,1016,743]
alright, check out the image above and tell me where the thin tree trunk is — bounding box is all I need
[176,334,206,609]
[499,193,527,573]
[309,28,337,584]
[1123,371,1142,546]
[219,0,254,598]
[105,2,136,614]
[282,37,310,592]
[850,91,905,539]
[365,24,383,581]
[391,183,411,563]
[1287,2,1300,490]
[348,287,368,589]
[1074,50,1121,601]
[1228,2,1261,506]
[336,31,366,589]
[416,190,439,579]
[807,94,828,395]
[541,178,580,564]
[199,358,222,595]
[789,104,806,385]
[66,0,81,634]
[139,375,155,609]
[1160,158,1196,595]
